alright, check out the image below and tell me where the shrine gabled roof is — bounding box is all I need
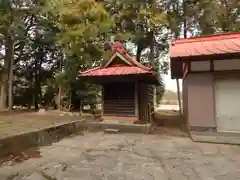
[79,42,155,77]
[80,66,153,76]
[170,32,240,60]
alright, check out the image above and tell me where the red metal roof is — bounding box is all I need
[79,42,154,77]
[170,32,240,59]
[80,66,153,76]
[108,42,152,71]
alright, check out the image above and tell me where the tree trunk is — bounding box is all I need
[0,65,8,109]
[33,70,40,111]
[7,38,14,110]
[68,92,72,111]
[34,49,44,111]
[183,0,187,38]
[57,87,62,109]
[175,0,186,115]
[0,34,13,110]
[57,51,63,110]
[79,100,83,115]
[149,31,155,68]
[136,46,142,62]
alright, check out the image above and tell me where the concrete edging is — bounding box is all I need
[190,131,240,145]
[0,120,86,157]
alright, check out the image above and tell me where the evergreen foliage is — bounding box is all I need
[0,0,238,111]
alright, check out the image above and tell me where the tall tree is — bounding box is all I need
[103,0,169,65]
[47,0,114,111]
[0,0,39,109]
[197,0,240,34]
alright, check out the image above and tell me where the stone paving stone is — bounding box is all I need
[0,133,240,180]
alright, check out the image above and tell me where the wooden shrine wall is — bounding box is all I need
[103,83,135,117]
[138,83,154,123]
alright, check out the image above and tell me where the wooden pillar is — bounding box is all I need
[135,82,139,118]
[101,86,104,116]
[176,79,182,114]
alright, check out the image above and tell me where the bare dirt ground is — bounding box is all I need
[0,109,83,139]
[154,109,185,129]
[0,108,183,139]
[0,133,240,180]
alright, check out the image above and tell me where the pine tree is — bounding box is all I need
[48,0,114,111]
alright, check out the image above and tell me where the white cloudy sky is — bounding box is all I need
[163,71,182,92]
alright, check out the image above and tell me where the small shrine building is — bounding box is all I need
[78,42,160,123]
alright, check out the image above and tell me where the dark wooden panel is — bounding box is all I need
[104,101,134,107]
[103,83,136,117]
[103,100,135,117]
[104,100,134,103]
[104,110,135,115]
[104,105,135,109]
[104,83,135,101]
[138,83,149,123]
[103,113,135,117]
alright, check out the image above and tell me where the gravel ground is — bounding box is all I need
[0,132,240,180]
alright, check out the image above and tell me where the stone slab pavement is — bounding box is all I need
[0,133,240,180]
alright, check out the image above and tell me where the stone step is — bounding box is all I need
[86,121,150,134]
[104,128,120,134]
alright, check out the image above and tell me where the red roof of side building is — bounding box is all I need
[170,32,240,59]
[79,42,155,77]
